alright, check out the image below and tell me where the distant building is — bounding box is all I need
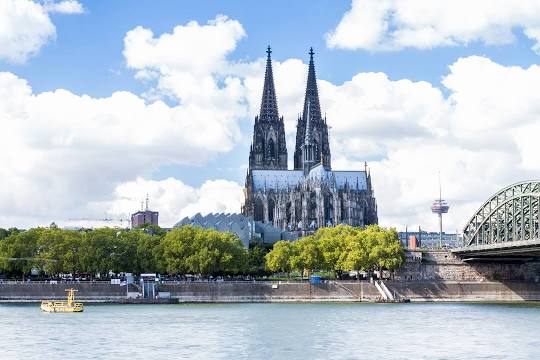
[131,210,159,228]
[408,235,418,250]
[175,213,297,248]
[131,195,159,228]
[398,231,459,249]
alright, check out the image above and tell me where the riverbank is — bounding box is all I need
[1,280,540,303]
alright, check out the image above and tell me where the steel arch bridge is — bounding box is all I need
[454,180,540,258]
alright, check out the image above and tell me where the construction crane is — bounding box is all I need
[67,217,131,228]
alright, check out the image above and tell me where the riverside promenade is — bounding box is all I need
[1,280,540,303]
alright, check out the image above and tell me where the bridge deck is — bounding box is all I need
[452,238,540,258]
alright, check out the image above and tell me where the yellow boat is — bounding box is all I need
[41,288,84,313]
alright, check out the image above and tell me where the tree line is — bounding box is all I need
[0,224,403,279]
[265,225,404,279]
[0,224,249,279]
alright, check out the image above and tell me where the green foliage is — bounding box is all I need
[135,230,165,273]
[361,225,404,274]
[342,229,370,275]
[0,228,20,241]
[0,227,168,277]
[264,224,404,278]
[315,225,354,277]
[265,241,294,275]
[162,226,248,275]
[0,223,404,279]
[248,245,268,275]
[136,224,166,237]
[290,236,323,279]
[0,228,40,276]
[36,227,82,275]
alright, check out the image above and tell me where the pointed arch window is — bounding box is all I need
[268,198,276,222]
[268,138,276,159]
[254,198,264,221]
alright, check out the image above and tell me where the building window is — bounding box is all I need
[268,198,275,222]
[254,198,264,221]
[268,138,275,159]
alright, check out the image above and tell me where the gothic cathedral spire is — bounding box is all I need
[294,47,331,171]
[259,46,279,121]
[248,46,288,170]
[303,47,322,127]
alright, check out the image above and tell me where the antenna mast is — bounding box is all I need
[431,172,450,248]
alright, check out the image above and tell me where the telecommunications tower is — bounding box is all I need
[431,173,450,248]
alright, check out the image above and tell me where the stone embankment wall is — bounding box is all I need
[160,281,540,302]
[0,282,381,302]
[159,282,380,302]
[386,281,540,302]
[2,280,540,302]
[0,282,128,301]
[395,250,540,282]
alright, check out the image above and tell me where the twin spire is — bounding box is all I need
[259,46,279,121]
[259,46,322,125]
[252,46,331,172]
[303,47,322,126]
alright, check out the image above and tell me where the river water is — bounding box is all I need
[1,302,539,359]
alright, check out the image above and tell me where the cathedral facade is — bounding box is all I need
[243,47,378,234]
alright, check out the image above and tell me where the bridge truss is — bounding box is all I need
[459,181,540,255]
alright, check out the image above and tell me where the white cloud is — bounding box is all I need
[326,0,540,52]
[106,178,244,227]
[0,0,82,63]
[322,56,540,232]
[0,16,254,229]
[43,0,83,14]
[320,73,448,160]
[0,71,243,228]
[123,15,246,103]
[2,12,540,235]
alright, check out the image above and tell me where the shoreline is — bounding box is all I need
[2,280,540,303]
[2,298,540,304]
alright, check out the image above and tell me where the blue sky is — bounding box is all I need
[2,0,540,230]
[9,1,540,96]
[6,0,534,187]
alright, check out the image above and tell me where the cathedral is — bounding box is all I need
[242,47,378,235]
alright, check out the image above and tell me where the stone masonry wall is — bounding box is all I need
[395,250,540,282]
[2,280,540,302]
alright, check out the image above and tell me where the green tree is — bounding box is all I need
[162,225,198,274]
[265,241,294,277]
[315,225,355,278]
[365,225,404,279]
[163,226,247,275]
[290,236,323,280]
[216,232,248,274]
[36,228,82,275]
[0,228,40,279]
[248,245,268,275]
[135,231,165,273]
[80,228,118,277]
[342,230,370,280]
[113,230,139,273]
[137,223,166,237]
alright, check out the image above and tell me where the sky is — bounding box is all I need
[1,0,540,232]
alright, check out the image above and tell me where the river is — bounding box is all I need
[1,302,539,359]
